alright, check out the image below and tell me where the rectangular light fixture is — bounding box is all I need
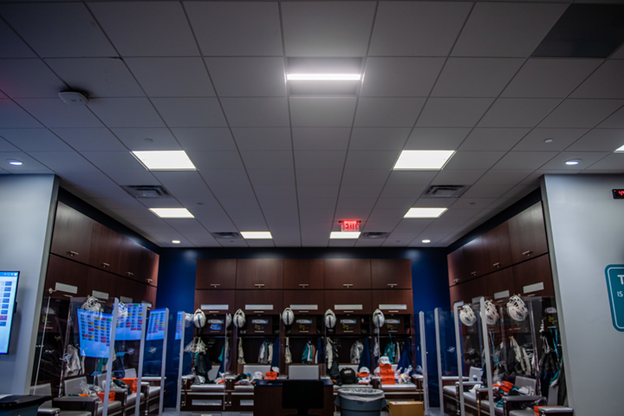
[404,207,448,218]
[132,150,196,170]
[394,150,455,170]
[241,231,273,239]
[330,231,361,239]
[615,144,624,152]
[287,74,361,81]
[149,208,194,218]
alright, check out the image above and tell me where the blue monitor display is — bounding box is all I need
[77,309,113,358]
[0,271,19,354]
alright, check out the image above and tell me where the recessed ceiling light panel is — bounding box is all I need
[132,151,196,171]
[422,239,431,243]
[394,150,455,170]
[615,144,624,153]
[287,74,361,81]
[7,160,22,166]
[329,231,361,239]
[565,159,581,166]
[149,208,194,218]
[404,208,448,218]
[172,240,181,244]
[241,231,273,239]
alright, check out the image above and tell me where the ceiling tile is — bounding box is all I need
[206,58,286,97]
[362,216,401,231]
[444,151,506,170]
[356,98,425,127]
[0,151,53,173]
[282,2,375,57]
[598,106,624,128]
[201,169,251,198]
[491,151,558,170]
[106,169,160,186]
[218,197,264,220]
[345,150,400,170]
[46,58,145,98]
[55,170,115,187]
[379,184,427,199]
[0,128,72,152]
[451,197,497,209]
[386,171,438,186]
[0,59,64,99]
[417,98,493,127]
[89,98,164,128]
[297,182,340,199]
[431,169,487,185]
[0,19,36,58]
[539,99,624,128]
[89,2,199,57]
[566,129,624,152]
[248,170,296,187]
[355,239,385,247]
[290,97,357,128]
[125,58,214,97]
[0,137,19,152]
[16,98,103,128]
[462,183,519,199]
[151,98,226,128]
[361,58,445,97]
[478,98,561,128]
[369,2,472,56]
[296,169,342,186]
[476,170,534,186]
[0,100,42,128]
[189,151,244,170]
[29,151,96,171]
[51,128,126,152]
[298,198,337,219]
[81,151,145,171]
[328,239,357,248]
[350,128,410,151]
[334,197,377,219]
[459,128,530,151]
[221,98,289,127]
[612,43,624,59]
[452,3,567,57]
[570,61,624,99]
[540,151,610,170]
[152,171,213,199]
[240,151,294,170]
[339,183,384,199]
[292,128,350,151]
[512,128,588,151]
[0,3,116,57]
[342,169,389,185]
[432,58,524,97]
[294,150,346,171]
[171,128,236,151]
[110,128,180,151]
[232,128,292,151]
[74,183,131,199]
[405,128,471,150]
[502,58,602,98]
[584,153,624,171]
[185,2,283,56]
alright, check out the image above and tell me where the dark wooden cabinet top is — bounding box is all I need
[323,259,371,289]
[89,222,123,274]
[51,202,94,264]
[508,202,548,264]
[197,259,237,289]
[236,259,283,289]
[371,259,411,289]
[283,259,324,289]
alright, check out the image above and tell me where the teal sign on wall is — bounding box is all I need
[605,265,624,332]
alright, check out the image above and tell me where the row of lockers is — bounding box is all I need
[196,258,412,290]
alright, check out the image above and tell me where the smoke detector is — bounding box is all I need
[422,185,469,198]
[58,90,89,106]
[361,232,389,239]
[122,185,171,198]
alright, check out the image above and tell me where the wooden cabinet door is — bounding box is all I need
[482,222,513,274]
[45,254,89,298]
[143,285,157,308]
[283,290,324,315]
[324,290,372,314]
[283,259,324,289]
[447,247,465,286]
[461,277,486,305]
[323,259,371,289]
[449,285,462,307]
[236,259,283,289]
[371,259,412,289]
[117,237,142,281]
[86,268,117,306]
[196,259,237,289]
[50,202,94,264]
[235,290,283,315]
[195,290,236,315]
[482,268,515,301]
[463,236,486,280]
[508,202,549,264]
[115,277,144,304]
[372,290,413,314]
[89,223,123,274]
[513,254,554,298]
[140,247,159,286]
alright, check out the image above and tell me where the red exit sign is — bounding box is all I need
[341,220,360,232]
[613,189,624,199]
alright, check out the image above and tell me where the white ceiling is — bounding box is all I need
[1,1,623,249]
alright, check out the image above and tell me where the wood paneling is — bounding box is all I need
[513,254,554,298]
[482,222,513,274]
[141,246,159,286]
[508,202,549,264]
[324,290,372,314]
[117,236,142,281]
[45,254,89,298]
[86,268,117,306]
[236,259,283,289]
[482,267,515,301]
[196,259,237,289]
[50,202,94,264]
[283,259,324,289]
[447,247,464,286]
[89,222,122,274]
[372,290,413,314]
[195,290,236,314]
[235,290,283,315]
[371,259,412,289]
[463,236,486,280]
[283,290,324,315]
[323,259,371,289]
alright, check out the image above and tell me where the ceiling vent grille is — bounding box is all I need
[122,185,171,198]
[212,232,242,240]
[422,185,469,198]
[361,232,389,239]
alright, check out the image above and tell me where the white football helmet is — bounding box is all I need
[324,309,336,329]
[459,304,476,326]
[484,300,500,326]
[234,309,246,328]
[193,309,206,328]
[507,295,528,322]
[225,313,232,328]
[81,296,103,313]
[373,309,385,329]
[282,307,295,326]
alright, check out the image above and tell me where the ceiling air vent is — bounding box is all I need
[212,232,242,240]
[122,185,171,198]
[422,185,469,198]
[361,232,389,239]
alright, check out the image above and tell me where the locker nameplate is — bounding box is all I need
[245,304,273,310]
[523,282,544,294]
[241,400,254,406]
[92,290,109,300]
[472,296,484,304]
[120,296,133,303]
[494,290,510,299]
[290,304,318,310]
[335,304,362,310]
[379,304,407,310]
[201,304,228,310]
[55,282,78,294]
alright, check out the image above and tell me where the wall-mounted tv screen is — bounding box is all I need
[0,271,19,354]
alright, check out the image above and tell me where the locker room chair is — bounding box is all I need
[30,383,92,416]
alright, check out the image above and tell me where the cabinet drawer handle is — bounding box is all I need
[387,283,397,288]
[492,262,500,268]
[210,284,221,288]
[208,311,220,314]
[253,311,264,314]
[127,272,134,277]
[470,271,477,276]
[454,279,459,283]
[67,251,79,257]
[254,283,265,288]
[299,311,309,313]
[344,310,354,313]
[298,283,309,288]
[343,283,353,288]
[522,250,533,256]
[389,310,399,313]
[102,262,110,268]
[146,279,153,283]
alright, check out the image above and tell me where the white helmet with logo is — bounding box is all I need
[484,300,500,326]
[225,313,232,328]
[193,309,206,328]
[282,307,295,326]
[507,295,528,322]
[324,309,336,329]
[459,304,476,326]
[234,309,246,328]
[81,296,103,313]
[373,309,385,329]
